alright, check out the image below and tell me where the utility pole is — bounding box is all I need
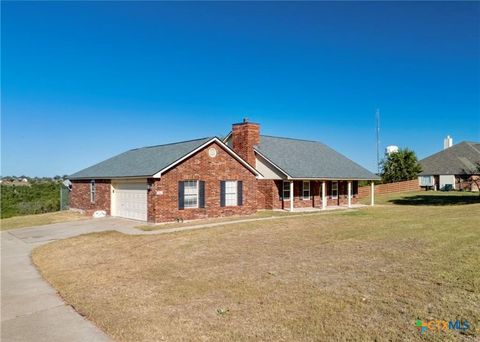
[376,108,380,175]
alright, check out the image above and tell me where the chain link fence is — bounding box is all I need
[60,184,70,210]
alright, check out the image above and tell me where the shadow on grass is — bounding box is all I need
[389,194,480,206]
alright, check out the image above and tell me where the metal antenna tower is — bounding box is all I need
[376,108,380,174]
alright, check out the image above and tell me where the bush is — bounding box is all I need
[1,182,61,219]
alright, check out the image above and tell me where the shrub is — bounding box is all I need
[1,182,61,219]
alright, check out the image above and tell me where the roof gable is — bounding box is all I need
[70,138,212,179]
[70,137,260,180]
[152,138,260,177]
[255,135,379,180]
[419,141,480,175]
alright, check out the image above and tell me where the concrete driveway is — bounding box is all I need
[1,209,358,341]
[1,217,140,342]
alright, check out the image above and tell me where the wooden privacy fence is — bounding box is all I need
[358,179,420,198]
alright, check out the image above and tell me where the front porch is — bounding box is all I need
[274,203,368,213]
[278,179,375,212]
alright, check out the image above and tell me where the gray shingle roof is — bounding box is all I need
[70,134,380,181]
[69,137,213,179]
[419,141,480,176]
[256,135,380,180]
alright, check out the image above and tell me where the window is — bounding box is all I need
[331,181,338,199]
[184,180,199,208]
[283,181,291,200]
[225,181,238,206]
[420,176,434,186]
[302,181,310,200]
[353,181,358,196]
[90,180,96,203]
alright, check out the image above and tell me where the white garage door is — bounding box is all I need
[113,182,148,221]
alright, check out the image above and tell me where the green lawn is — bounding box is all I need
[359,189,480,205]
[33,192,479,341]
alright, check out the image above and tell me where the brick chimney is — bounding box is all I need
[231,118,260,166]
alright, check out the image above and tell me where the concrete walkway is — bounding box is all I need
[1,206,364,341]
[138,204,367,235]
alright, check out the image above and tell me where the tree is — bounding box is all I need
[464,162,480,195]
[380,148,422,183]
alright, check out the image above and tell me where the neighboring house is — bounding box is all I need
[69,120,379,222]
[418,140,480,191]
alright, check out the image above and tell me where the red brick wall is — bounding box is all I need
[70,179,111,215]
[231,121,260,167]
[256,179,278,209]
[148,141,257,222]
[256,180,286,209]
[358,179,420,198]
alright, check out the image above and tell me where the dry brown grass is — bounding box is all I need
[33,200,479,341]
[0,210,87,231]
[136,210,310,231]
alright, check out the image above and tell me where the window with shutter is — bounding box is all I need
[225,181,238,206]
[282,181,290,199]
[183,180,199,208]
[90,180,96,204]
[331,181,338,199]
[302,181,310,200]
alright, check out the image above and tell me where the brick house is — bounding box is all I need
[69,120,379,222]
[418,140,480,191]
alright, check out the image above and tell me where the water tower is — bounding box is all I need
[385,145,399,155]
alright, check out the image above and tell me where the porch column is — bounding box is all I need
[289,180,294,212]
[370,181,375,206]
[322,181,326,210]
[347,181,352,208]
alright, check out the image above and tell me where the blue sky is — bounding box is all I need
[2,1,479,176]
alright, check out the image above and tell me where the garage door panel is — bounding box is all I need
[113,182,148,221]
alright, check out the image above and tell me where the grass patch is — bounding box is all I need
[390,193,480,206]
[336,210,369,217]
[136,210,313,231]
[359,190,480,206]
[0,210,87,231]
[33,196,480,341]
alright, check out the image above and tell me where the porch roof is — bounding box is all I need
[255,135,380,180]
